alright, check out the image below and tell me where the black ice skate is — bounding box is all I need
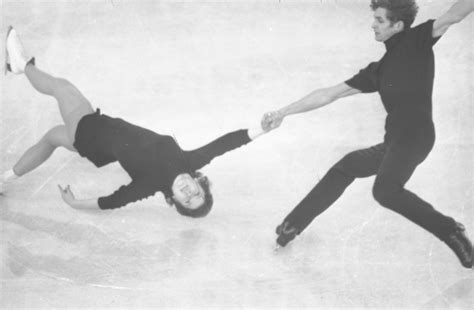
[444,222,473,269]
[275,221,299,247]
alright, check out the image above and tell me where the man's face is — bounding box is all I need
[372,8,402,42]
[172,173,205,210]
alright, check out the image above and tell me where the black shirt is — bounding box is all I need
[345,20,441,141]
[73,110,251,209]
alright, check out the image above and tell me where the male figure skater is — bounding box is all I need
[262,0,473,268]
[2,26,268,218]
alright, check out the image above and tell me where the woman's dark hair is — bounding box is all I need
[166,171,213,218]
[370,0,419,29]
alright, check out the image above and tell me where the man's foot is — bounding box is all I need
[5,26,32,75]
[275,221,299,247]
[444,222,473,269]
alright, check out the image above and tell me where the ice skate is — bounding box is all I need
[0,179,11,195]
[5,26,33,75]
[444,222,473,269]
[275,221,299,247]
[0,170,19,195]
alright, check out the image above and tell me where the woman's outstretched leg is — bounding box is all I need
[2,27,94,193]
[24,63,94,143]
[6,26,94,143]
[13,125,76,177]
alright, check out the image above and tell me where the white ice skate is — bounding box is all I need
[0,180,6,195]
[5,26,33,75]
[0,170,19,195]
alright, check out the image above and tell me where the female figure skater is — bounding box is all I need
[2,26,267,218]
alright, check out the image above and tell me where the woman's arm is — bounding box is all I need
[247,125,267,140]
[186,129,254,170]
[185,82,359,169]
[58,185,100,210]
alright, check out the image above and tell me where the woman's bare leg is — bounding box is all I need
[8,64,94,179]
[13,125,76,176]
[24,63,94,143]
[2,28,95,191]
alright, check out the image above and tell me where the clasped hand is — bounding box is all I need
[261,111,284,132]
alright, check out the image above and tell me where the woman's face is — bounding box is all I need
[171,173,205,209]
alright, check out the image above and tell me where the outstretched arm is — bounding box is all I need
[58,178,154,210]
[248,125,268,140]
[433,0,473,37]
[262,82,360,131]
[58,185,100,210]
[186,128,263,170]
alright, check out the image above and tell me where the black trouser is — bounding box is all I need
[283,122,456,240]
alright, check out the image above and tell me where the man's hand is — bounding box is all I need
[58,184,76,206]
[261,111,284,132]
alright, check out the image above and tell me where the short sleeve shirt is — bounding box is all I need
[345,20,441,121]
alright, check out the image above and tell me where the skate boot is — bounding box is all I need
[0,178,8,195]
[5,26,34,75]
[0,170,19,195]
[443,222,473,269]
[276,221,299,247]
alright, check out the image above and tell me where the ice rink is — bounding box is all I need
[1,0,473,308]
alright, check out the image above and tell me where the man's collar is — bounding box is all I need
[384,29,406,50]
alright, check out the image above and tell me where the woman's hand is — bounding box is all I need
[58,184,76,206]
[58,184,100,210]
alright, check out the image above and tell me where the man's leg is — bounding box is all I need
[372,132,471,268]
[276,143,386,246]
[372,133,456,238]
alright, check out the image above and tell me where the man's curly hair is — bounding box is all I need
[371,0,419,29]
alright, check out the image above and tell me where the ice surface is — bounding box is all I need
[1,0,472,308]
